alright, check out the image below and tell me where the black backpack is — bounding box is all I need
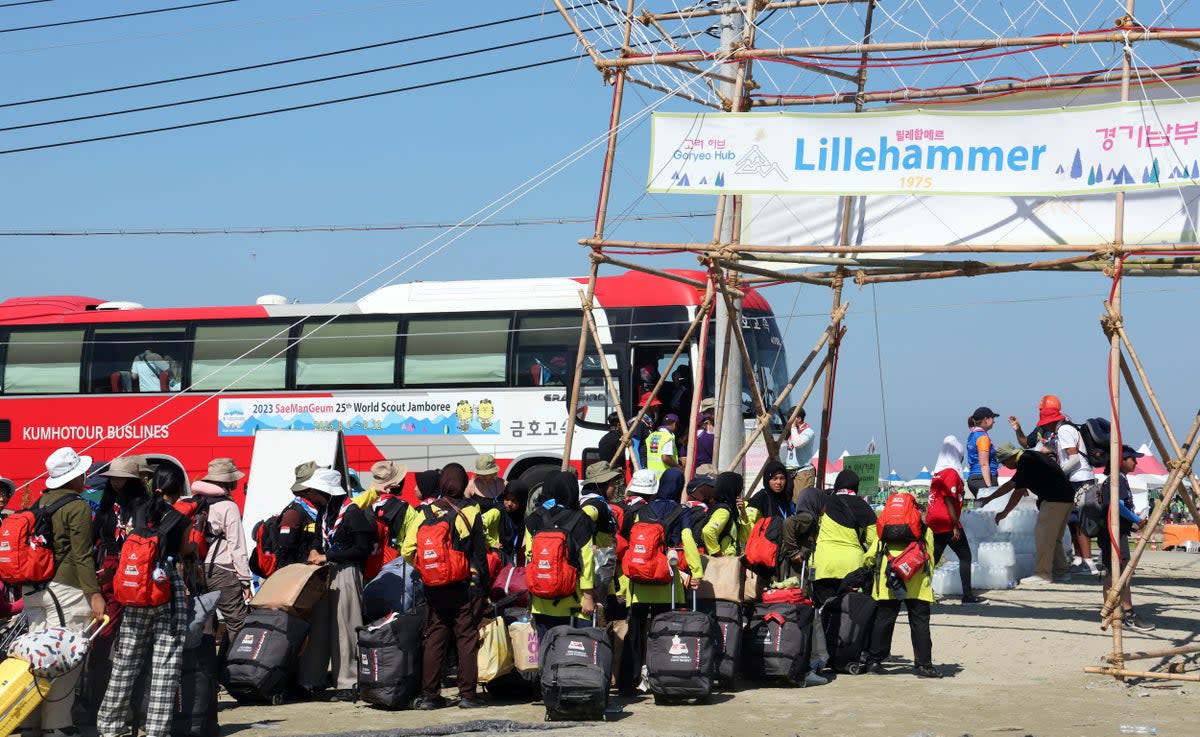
[1074,418,1112,469]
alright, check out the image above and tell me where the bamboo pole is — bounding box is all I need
[592,253,714,291]
[727,309,844,471]
[853,254,1101,284]
[639,15,726,102]
[1100,410,1200,619]
[578,237,1200,255]
[581,291,629,466]
[754,62,1200,107]
[625,75,723,110]
[1103,643,1200,664]
[816,272,844,491]
[743,253,1200,269]
[684,275,716,482]
[1083,666,1200,682]
[1107,303,1200,529]
[552,0,606,67]
[605,293,714,468]
[712,257,833,287]
[649,0,866,21]
[593,29,1200,69]
[746,350,835,491]
[719,281,778,461]
[562,263,602,471]
[712,311,734,470]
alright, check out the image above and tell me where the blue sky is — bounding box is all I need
[2,1,1198,476]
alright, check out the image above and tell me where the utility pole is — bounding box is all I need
[714,3,745,473]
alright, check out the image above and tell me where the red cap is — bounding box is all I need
[639,391,662,408]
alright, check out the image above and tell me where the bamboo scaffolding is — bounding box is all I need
[592,30,1200,69]
[592,253,717,292]
[718,281,778,460]
[1106,304,1200,527]
[713,257,833,286]
[746,348,837,492]
[854,254,1100,284]
[626,75,722,109]
[684,274,716,482]
[605,292,714,468]
[581,290,629,461]
[579,236,1200,255]
[648,0,866,22]
[1104,643,1200,664]
[1100,410,1200,619]
[725,306,846,470]
[562,263,603,471]
[1083,666,1200,682]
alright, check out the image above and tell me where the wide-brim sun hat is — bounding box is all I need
[584,461,621,485]
[99,456,141,480]
[202,457,245,483]
[291,460,324,492]
[371,460,408,488]
[474,454,500,476]
[45,447,92,489]
[627,469,659,497]
[300,467,347,496]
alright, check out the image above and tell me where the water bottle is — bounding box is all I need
[1119,725,1157,734]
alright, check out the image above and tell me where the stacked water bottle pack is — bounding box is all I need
[931,499,1065,595]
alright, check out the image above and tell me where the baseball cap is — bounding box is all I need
[971,406,1000,422]
[663,413,679,425]
[1120,444,1143,461]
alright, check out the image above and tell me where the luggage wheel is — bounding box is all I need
[270,693,285,706]
[846,662,864,676]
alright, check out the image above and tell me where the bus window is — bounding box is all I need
[515,314,579,387]
[191,323,288,391]
[403,316,507,386]
[3,330,84,394]
[296,320,397,388]
[88,327,187,393]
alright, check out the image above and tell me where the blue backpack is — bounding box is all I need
[362,556,425,622]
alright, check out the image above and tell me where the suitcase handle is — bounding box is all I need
[82,615,111,642]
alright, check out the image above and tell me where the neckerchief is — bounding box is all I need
[322,497,353,551]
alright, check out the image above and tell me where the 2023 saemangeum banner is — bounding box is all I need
[648,98,1200,197]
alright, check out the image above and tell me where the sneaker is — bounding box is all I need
[914,664,944,679]
[863,660,886,675]
[1071,555,1084,567]
[458,696,487,709]
[1123,611,1157,632]
[802,671,829,687]
[327,688,357,703]
[1020,575,1052,586]
[961,594,989,605]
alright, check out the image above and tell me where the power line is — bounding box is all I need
[0,28,596,133]
[0,0,237,34]
[0,212,712,236]
[0,1,602,109]
[0,0,53,8]
[0,31,681,156]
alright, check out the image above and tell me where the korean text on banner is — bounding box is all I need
[647,97,1200,197]
[841,454,880,496]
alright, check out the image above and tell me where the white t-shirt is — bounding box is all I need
[782,423,816,469]
[1055,424,1095,482]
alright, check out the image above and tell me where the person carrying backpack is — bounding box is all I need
[524,472,596,638]
[191,458,252,658]
[616,467,702,696]
[401,463,490,710]
[295,467,373,701]
[701,471,746,557]
[779,484,825,580]
[927,435,987,604]
[810,470,877,606]
[13,447,107,736]
[862,491,942,679]
[748,460,796,524]
[1095,445,1155,632]
[96,485,190,737]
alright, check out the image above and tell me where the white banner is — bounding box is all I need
[740,83,1200,251]
[648,97,1200,196]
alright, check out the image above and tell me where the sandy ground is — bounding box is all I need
[221,550,1199,737]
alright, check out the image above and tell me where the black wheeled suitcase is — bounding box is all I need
[820,591,876,674]
[540,623,612,721]
[742,603,814,685]
[357,608,424,709]
[697,599,743,690]
[221,608,309,704]
[646,585,718,703]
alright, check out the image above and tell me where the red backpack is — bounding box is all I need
[113,529,171,607]
[621,505,684,584]
[364,497,409,581]
[415,504,473,588]
[876,493,924,544]
[743,515,783,576]
[527,509,584,600]
[172,497,216,559]
[0,496,83,586]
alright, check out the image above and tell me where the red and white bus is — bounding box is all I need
[0,270,788,507]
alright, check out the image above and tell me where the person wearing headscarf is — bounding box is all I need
[701,472,747,557]
[404,463,490,710]
[615,466,704,695]
[927,436,986,604]
[748,460,797,524]
[523,472,596,638]
[780,485,826,580]
[810,469,878,606]
[497,480,529,565]
[295,467,373,701]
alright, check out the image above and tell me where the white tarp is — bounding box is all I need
[649,97,1200,197]
[242,429,347,547]
[738,81,1200,251]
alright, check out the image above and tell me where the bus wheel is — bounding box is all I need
[518,463,559,512]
